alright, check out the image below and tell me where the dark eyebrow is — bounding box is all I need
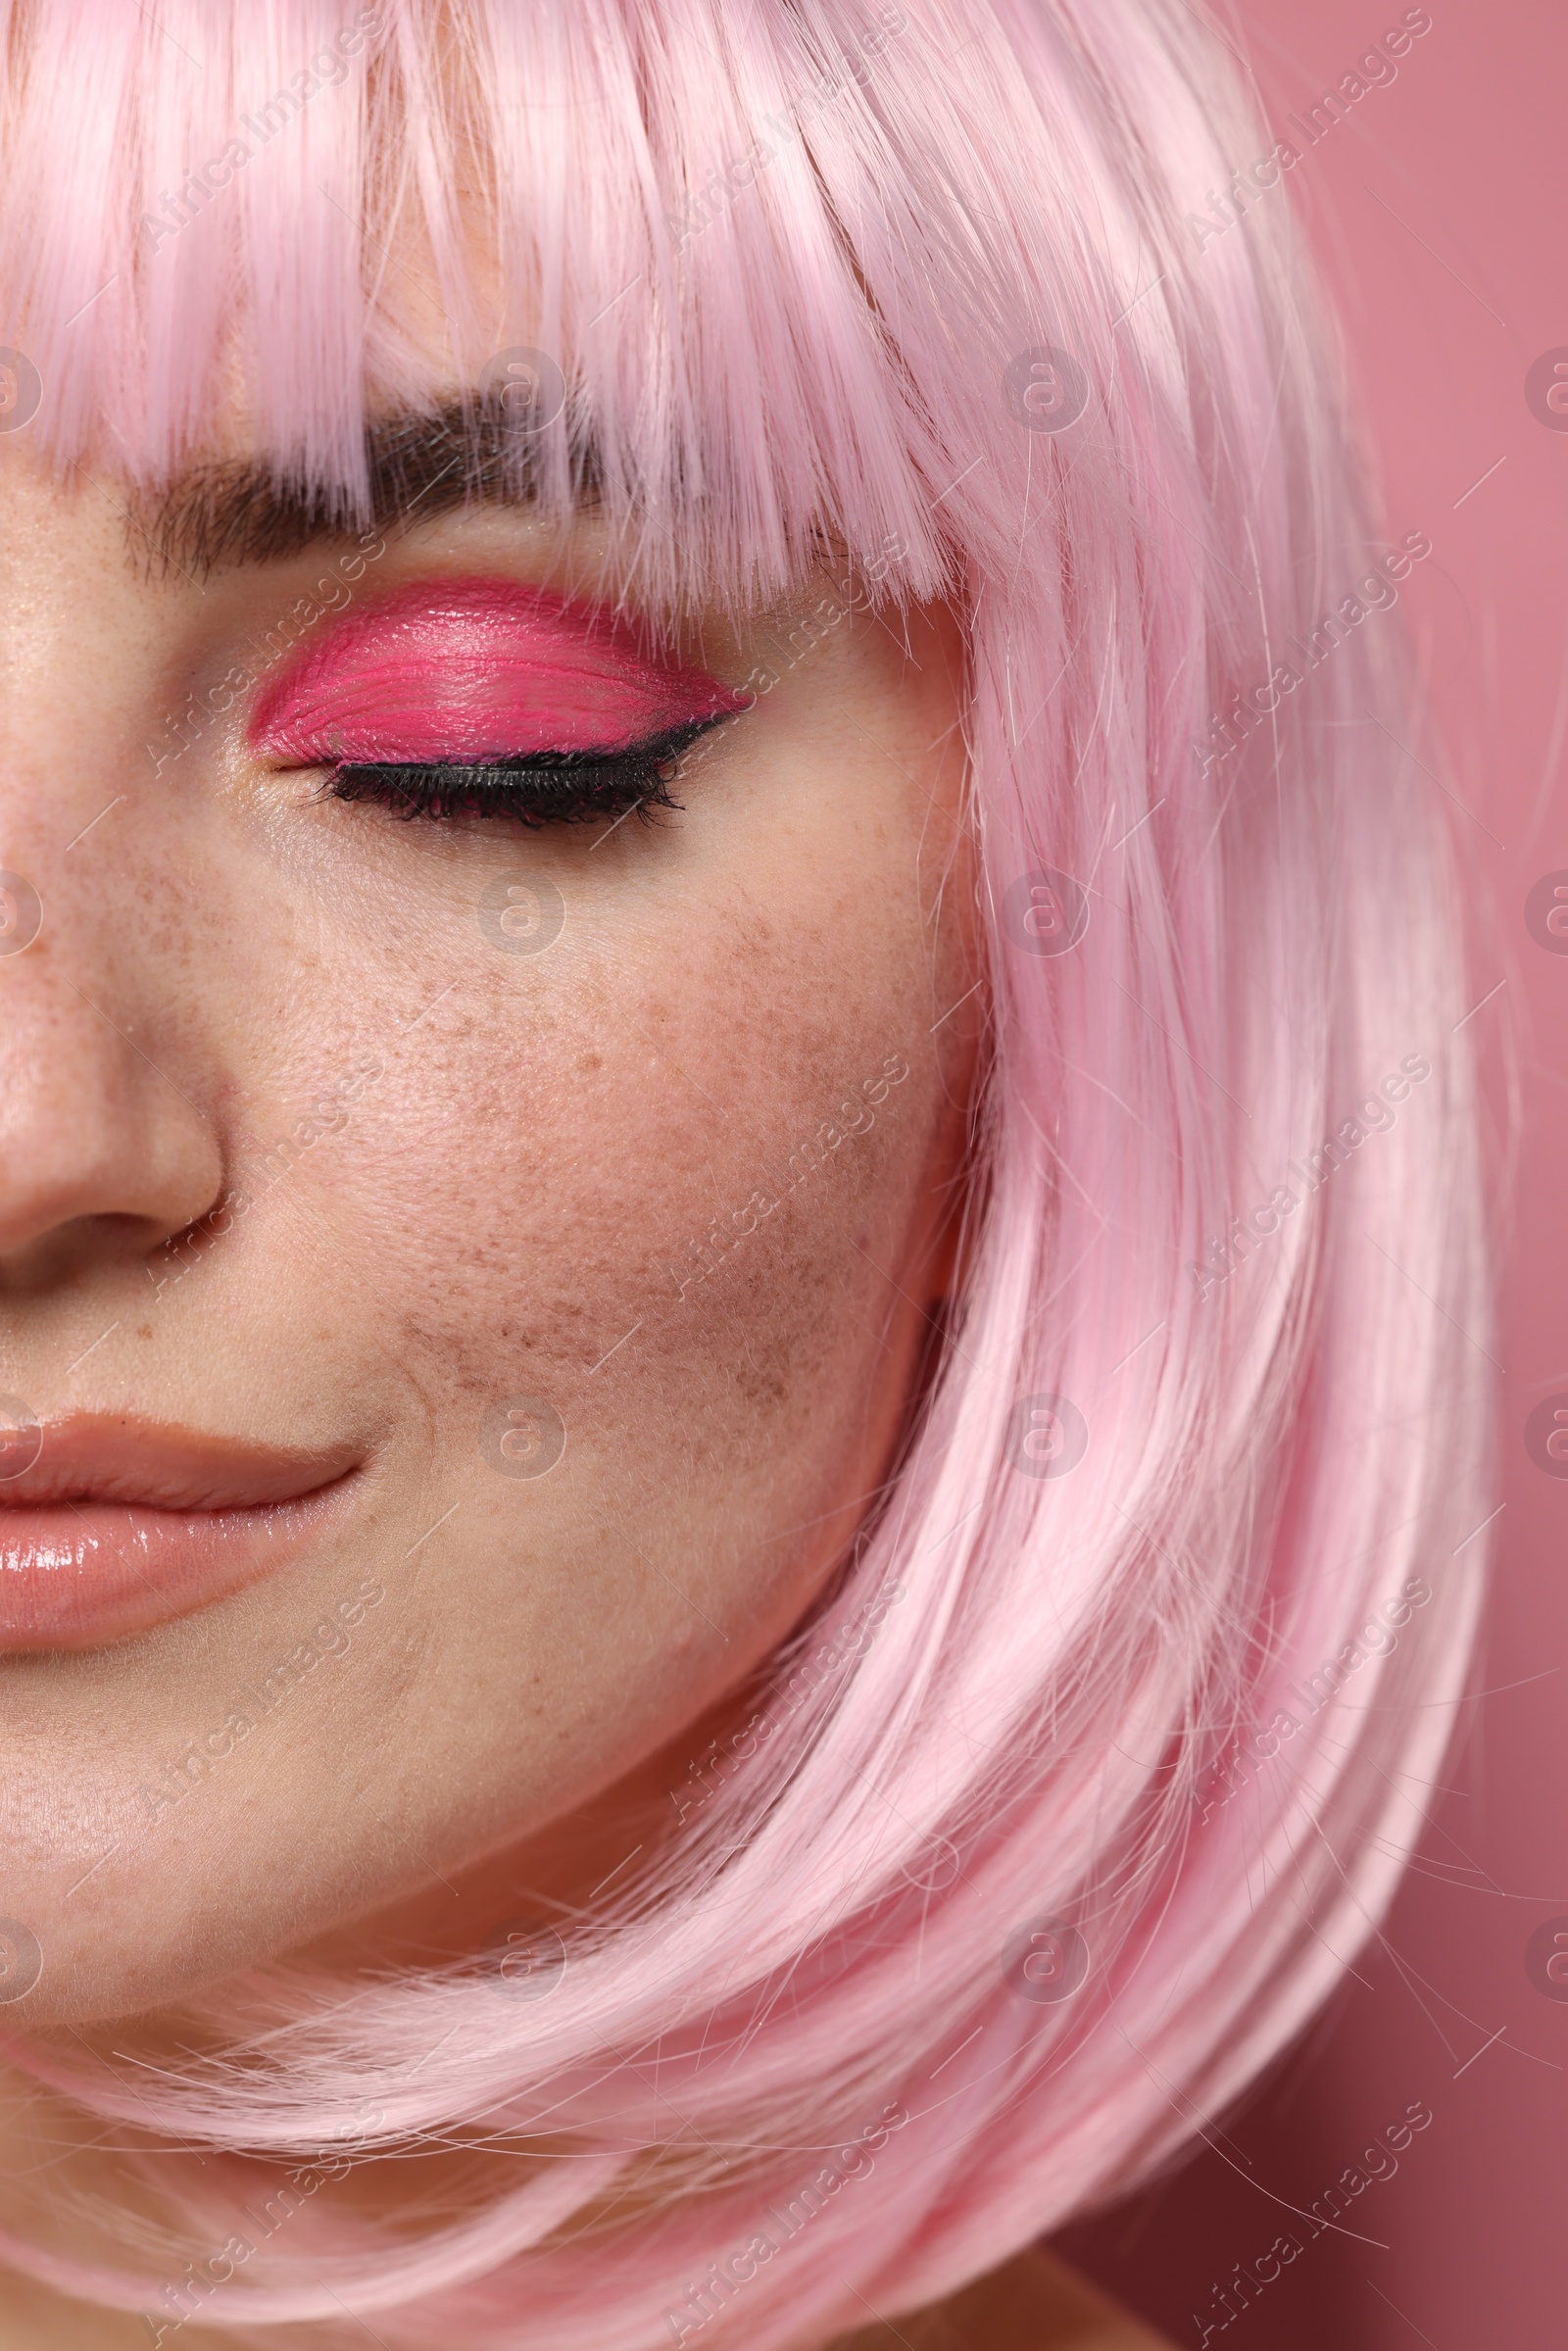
[131,395,600,581]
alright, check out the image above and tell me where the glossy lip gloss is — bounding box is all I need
[0,1415,360,1652]
[248,576,750,767]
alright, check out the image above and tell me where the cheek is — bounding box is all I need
[305,778,961,1711]
[268,917,943,1845]
[350,876,945,1494]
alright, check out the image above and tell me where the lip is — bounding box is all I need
[0,1414,359,1651]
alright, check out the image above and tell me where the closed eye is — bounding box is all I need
[318,714,729,827]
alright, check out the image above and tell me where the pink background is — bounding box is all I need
[1059,0,1568,2341]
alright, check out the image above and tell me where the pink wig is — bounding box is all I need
[0,1,1491,2344]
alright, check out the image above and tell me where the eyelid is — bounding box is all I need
[248,576,748,769]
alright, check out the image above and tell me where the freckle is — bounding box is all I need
[136,1324,153,1340]
[577,1053,602,1075]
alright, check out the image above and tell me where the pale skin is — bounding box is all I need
[0,397,1175,2350]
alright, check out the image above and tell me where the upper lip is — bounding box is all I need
[0,1413,359,1511]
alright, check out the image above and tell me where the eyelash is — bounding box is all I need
[317,714,727,828]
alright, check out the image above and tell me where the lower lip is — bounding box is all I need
[0,1488,353,1651]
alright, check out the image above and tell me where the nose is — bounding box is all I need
[0,906,222,1291]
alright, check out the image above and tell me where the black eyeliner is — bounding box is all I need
[321,713,729,826]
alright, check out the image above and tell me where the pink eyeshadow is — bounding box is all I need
[247,577,747,765]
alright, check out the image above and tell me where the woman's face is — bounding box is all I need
[0,412,977,2025]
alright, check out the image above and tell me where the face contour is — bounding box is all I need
[0,416,978,2028]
